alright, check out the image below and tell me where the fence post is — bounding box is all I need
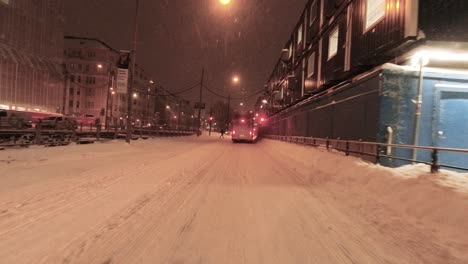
[35,122,42,145]
[72,127,77,143]
[431,149,440,173]
[345,141,350,156]
[80,123,83,132]
[375,145,381,164]
[96,125,101,141]
[326,139,330,150]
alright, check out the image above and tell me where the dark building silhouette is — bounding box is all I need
[0,0,65,113]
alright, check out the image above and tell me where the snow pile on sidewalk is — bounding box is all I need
[262,139,468,242]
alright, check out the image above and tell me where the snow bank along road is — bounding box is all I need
[0,136,467,264]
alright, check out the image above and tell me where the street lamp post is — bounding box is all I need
[197,69,205,136]
[126,0,139,143]
[110,90,115,125]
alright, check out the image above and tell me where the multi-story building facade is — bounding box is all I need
[263,0,468,170]
[64,36,156,128]
[0,0,65,113]
[266,0,468,109]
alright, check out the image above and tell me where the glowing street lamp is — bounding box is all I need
[133,93,138,98]
[219,0,232,6]
[262,99,268,104]
[97,64,103,69]
[232,75,240,84]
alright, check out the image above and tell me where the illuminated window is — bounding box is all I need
[309,0,317,26]
[307,52,315,77]
[365,0,386,30]
[297,24,303,45]
[328,28,339,60]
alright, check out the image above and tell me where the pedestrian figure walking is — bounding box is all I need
[219,128,225,139]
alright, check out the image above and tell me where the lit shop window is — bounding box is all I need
[328,27,339,60]
[365,0,386,31]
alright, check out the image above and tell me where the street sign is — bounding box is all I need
[194,102,206,109]
[116,50,130,93]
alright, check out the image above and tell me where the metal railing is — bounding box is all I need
[265,135,468,173]
[0,126,196,148]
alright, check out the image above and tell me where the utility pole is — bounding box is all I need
[177,99,182,130]
[197,68,204,136]
[126,0,139,143]
[105,69,112,130]
[208,98,213,136]
[226,94,231,131]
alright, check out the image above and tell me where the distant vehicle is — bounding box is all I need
[76,114,97,126]
[41,116,77,130]
[0,110,33,129]
[231,110,258,143]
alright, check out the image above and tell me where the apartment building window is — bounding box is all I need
[88,51,96,58]
[85,101,95,109]
[309,0,317,26]
[85,64,90,72]
[77,88,81,96]
[85,77,95,85]
[78,64,82,71]
[328,27,339,60]
[365,0,386,31]
[70,50,81,58]
[86,88,95,96]
[307,52,315,77]
[76,101,80,108]
[69,100,74,108]
[77,76,81,83]
[69,87,74,95]
[297,24,303,45]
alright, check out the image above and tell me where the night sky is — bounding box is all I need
[64,0,308,107]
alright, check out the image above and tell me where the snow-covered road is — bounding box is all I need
[0,136,467,263]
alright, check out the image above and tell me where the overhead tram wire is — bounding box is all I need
[158,81,200,97]
[202,83,265,100]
